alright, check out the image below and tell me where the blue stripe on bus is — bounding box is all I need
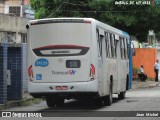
[122,31,130,37]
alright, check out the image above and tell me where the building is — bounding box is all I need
[23,0,35,19]
[0,0,34,19]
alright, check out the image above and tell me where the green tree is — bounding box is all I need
[156,32,160,42]
[30,0,160,42]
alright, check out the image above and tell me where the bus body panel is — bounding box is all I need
[106,59,118,94]
[28,79,99,94]
[31,54,91,83]
[28,22,92,83]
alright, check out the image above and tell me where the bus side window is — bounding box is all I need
[97,29,102,57]
[105,32,109,58]
[126,38,129,58]
[108,33,111,58]
[96,29,100,57]
[123,38,126,59]
[110,33,114,58]
[114,35,117,58]
[112,34,116,58]
[100,36,103,57]
[120,37,124,59]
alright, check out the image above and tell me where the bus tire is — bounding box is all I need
[95,98,103,106]
[118,91,126,99]
[126,75,129,90]
[103,81,112,106]
[56,99,65,107]
[46,96,56,108]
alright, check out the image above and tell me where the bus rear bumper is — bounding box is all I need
[28,79,99,98]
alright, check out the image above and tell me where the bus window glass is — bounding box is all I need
[108,33,111,58]
[110,33,114,58]
[120,37,124,59]
[125,38,129,58]
[97,29,101,57]
[105,33,109,58]
[114,35,117,58]
[123,38,126,59]
[100,36,103,57]
[112,34,116,58]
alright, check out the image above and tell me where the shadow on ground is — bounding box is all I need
[39,97,122,111]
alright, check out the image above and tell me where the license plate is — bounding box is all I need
[66,60,81,68]
[56,86,68,90]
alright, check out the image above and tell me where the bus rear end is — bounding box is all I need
[27,18,99,106]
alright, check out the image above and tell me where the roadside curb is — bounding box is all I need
[135,82,160,89]
[132,79,160,89]
[0,98,34,110]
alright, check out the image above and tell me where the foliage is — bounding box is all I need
[156,32,160,42]
[132,67,139,75]
[17,97,43,106]
[30,0,160,42]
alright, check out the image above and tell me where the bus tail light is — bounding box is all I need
[90,64,95,80]
[84,20,91,24]
[28,65,34,81]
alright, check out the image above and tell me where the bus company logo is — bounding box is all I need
[51,50,70,54]
[52,69,76,75]
[35,58,49,67]
[69,69,76,75]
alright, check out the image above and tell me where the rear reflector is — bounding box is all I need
[84,20,91,24]
[90,64,95,80]
[28,65,34,81]
[28,65,32,76]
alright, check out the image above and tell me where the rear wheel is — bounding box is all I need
[46,97,65,107]
[126,75,129,90]
[118,91,126,99]
[56,99,65,107]
[103,82,113,106]
[95,98,103,106]
[46,96,56,108]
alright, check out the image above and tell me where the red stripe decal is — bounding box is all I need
[33,45,89,50]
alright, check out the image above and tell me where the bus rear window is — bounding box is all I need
[30,23,91,48]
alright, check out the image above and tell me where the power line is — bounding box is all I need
[47,2,89,18]
[48,10,147,13]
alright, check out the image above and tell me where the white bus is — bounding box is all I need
[27,18,131,107]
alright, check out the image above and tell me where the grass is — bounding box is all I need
[17,97,44,106]
[147,77,154,81]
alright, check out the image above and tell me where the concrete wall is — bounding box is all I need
[0,13,28,33]
[132,48,157,79]
[0,14,29,93]
[0,13,29,43]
